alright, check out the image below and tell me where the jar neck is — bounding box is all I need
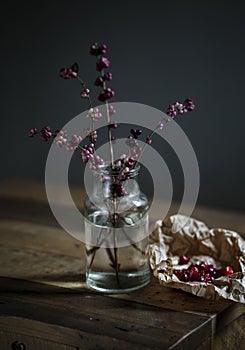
[92,164,140,201]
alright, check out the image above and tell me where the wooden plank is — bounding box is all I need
[0,219,83,258]
[0,277,212,350]
[0,329,76,350]
[0,316,145,350]
[213,313,245,350]
[0,240,234,317]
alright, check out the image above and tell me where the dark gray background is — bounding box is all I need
[1,0,245,212]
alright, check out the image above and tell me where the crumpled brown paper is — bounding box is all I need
[149,214,245,303]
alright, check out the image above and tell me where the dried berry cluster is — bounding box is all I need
[173,255,234,283]
[28,43,195,199]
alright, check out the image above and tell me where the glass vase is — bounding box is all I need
[83,164,150,293]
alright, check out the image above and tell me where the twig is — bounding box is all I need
[113,226,120,285]
[87,227,110,275]
[121,226,147,255]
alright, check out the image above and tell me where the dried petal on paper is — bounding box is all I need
[149,215,245,303]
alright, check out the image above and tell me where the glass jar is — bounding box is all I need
[83,164,150,293]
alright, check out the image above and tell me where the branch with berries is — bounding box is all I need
[28,42,195,199]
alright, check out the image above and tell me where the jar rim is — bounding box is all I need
[93,162,140,177]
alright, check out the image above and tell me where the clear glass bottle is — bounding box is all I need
[83,164,150,293]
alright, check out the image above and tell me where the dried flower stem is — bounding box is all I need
[113,228,120,285]
[77,76,93,109]
[102,76,115,167]
[135,116,171,166]
[112,199,120,284]
[87,227,109,274]
[121,226,147,255]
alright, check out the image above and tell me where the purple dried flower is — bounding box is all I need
[90,43,99,56]
[80,88,90,98]
[94,71,112,87]
[120,154,127,160]
[110,184,127,198]
[90,43,107,56]
[115,159,122,167]
[28,128,37,137]
[59,64,78,79]
[96,57,110,71]
[166,104,178,118]
[146,137,152,145]
[86,107,102,121]
[117,162,133,180]
[94,76,104,87]
[66,134,82,151]
[40,126,52,141]
[157,121,164,130]
[108,122,118,129]
[98,88,115,102]
[103,72,113,81]
[130,146,142,158]
[89,130,98,143]
[166,99,195,118]
[125,158,135,168]
[108,104,116,115]
[54,130,67,147]
[99,44,107,55]
[184,98,195,111]
[126,136,138,148]
[89,153,104,170]
[81,144,94,163]
[130,129,142,139]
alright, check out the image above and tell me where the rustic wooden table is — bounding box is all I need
[0,179,244,350]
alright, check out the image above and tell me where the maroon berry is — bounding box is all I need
[99,44,107,55]
[40,126,52,141]
[130,129,142,139]
[181,269,190,282]
[204,274,213,283]
[103,72,112,81]
[80,88,90,98]
[206,264,217,276]
[59,66,77,79]
[90,43,99,56]
[146,137,152,145]
[189,266,199,281]
[96,57,110,71]
[184,98,195,111]
[172,260,235,284]
[173,269,182,280]
[94,76,104,87]
[110,184,127,198]
[219,265,234,276]
[212,269,218,279]
[198,261,209,271]
[98,88,115,102]
[179,255,190,265]
[108,122,118,129]
[28,128,37,137]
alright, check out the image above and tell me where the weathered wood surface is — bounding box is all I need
[0,178,244,350]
